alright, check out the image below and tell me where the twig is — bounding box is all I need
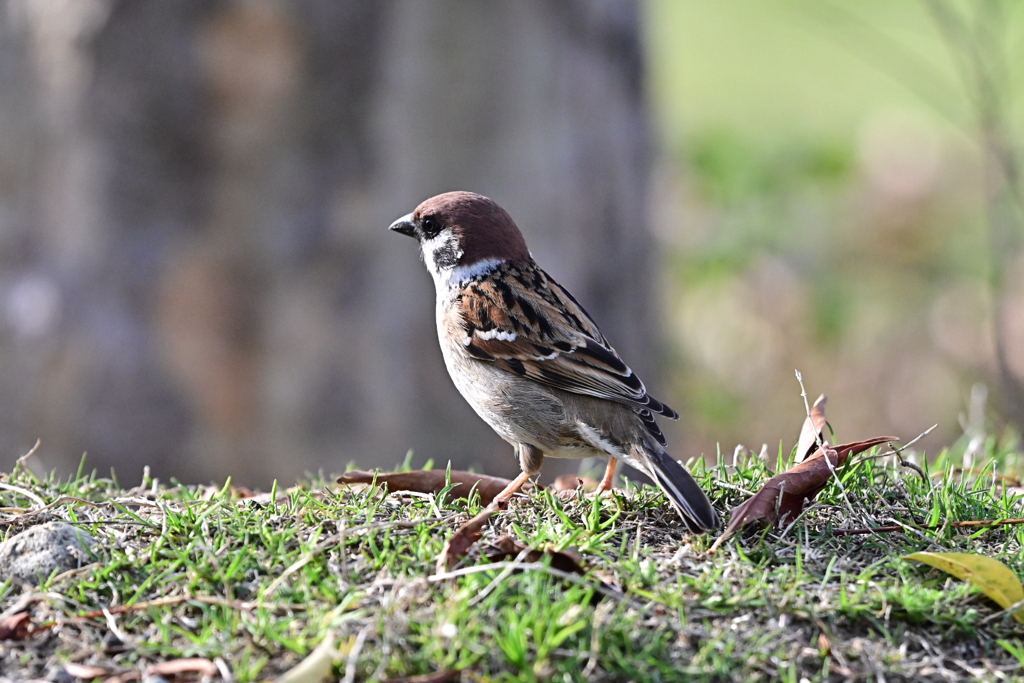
[0,496,163,529]
[88,595,262,617]
[848,424,937,470]
[10,439,41,479]
[981,595,1024,624]
[102,607,132,646]
[583,601,614,678]
[26,594,279,636]
[794,371,867,528]
[795,370,825,454]
[0,482,46,508]
[261,516,447,600]
[833,517,1024,536]
[892,447,928,483]
[466,547,534,608]
[428,561,625,601]
[777,503,826,542]
[888,517,951,551]
[711,480,757,497]
[819,445,864,526]
[263,553,316,601]
[344,516,447,536]
[794,372,865,525]
[342,624,373,683]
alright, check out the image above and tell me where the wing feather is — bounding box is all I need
[454,263,678,421]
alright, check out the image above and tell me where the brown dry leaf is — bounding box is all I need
[63,663,113,679]
[436,509,494,572]
[384,671,463,683]
[710,436,895,552]
[484,534,588,576]
[484,534,617,603]
[795,394,828,462]
[146,658,219,678]
[338,470,524,507]
[0,612,32,641]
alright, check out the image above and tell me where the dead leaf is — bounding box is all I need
[384,671,463,683]
[338,470,525,507]
[146,658,219,678]
[483,534,589,576]
[274,631,337,683]
[483,534,616,603]
[905,552,1024,623]
[0,612,32,641]
[436,509,494,572]
[796,394,828,462]
[63,663,113,679]
[711,436,895,551]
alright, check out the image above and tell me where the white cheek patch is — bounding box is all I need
[422,231,463,283]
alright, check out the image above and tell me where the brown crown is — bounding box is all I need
[413,192,531,265]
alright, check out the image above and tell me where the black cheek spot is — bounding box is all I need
[433,243,460,270]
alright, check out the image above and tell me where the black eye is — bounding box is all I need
[421,217,441,238]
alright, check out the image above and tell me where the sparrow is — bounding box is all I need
[389,191,718,532]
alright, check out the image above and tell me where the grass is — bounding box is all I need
[2,438,1024,682]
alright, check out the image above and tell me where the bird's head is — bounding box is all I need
[389,191,530,283]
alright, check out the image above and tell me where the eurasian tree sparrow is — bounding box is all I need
[390,192,718,532]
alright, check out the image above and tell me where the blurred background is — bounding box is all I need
[0,0,1021,486]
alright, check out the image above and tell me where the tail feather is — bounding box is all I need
[641,446,719,533]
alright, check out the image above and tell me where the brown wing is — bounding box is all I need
[454,262,678,421]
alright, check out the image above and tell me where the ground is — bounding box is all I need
[1,442,1023,682]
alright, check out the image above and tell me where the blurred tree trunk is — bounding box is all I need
[0,0,656,485]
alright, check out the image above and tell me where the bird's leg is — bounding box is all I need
[487,470,534,510]
[486,443,544,510]
[597,457,619,492]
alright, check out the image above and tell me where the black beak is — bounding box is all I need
[389,212,417,238]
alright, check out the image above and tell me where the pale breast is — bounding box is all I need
[436,301,590,456]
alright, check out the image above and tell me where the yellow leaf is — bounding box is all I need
[905,552,1024,623]
[273,631,338,683]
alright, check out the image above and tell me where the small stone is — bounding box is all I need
[0,521,96,584]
